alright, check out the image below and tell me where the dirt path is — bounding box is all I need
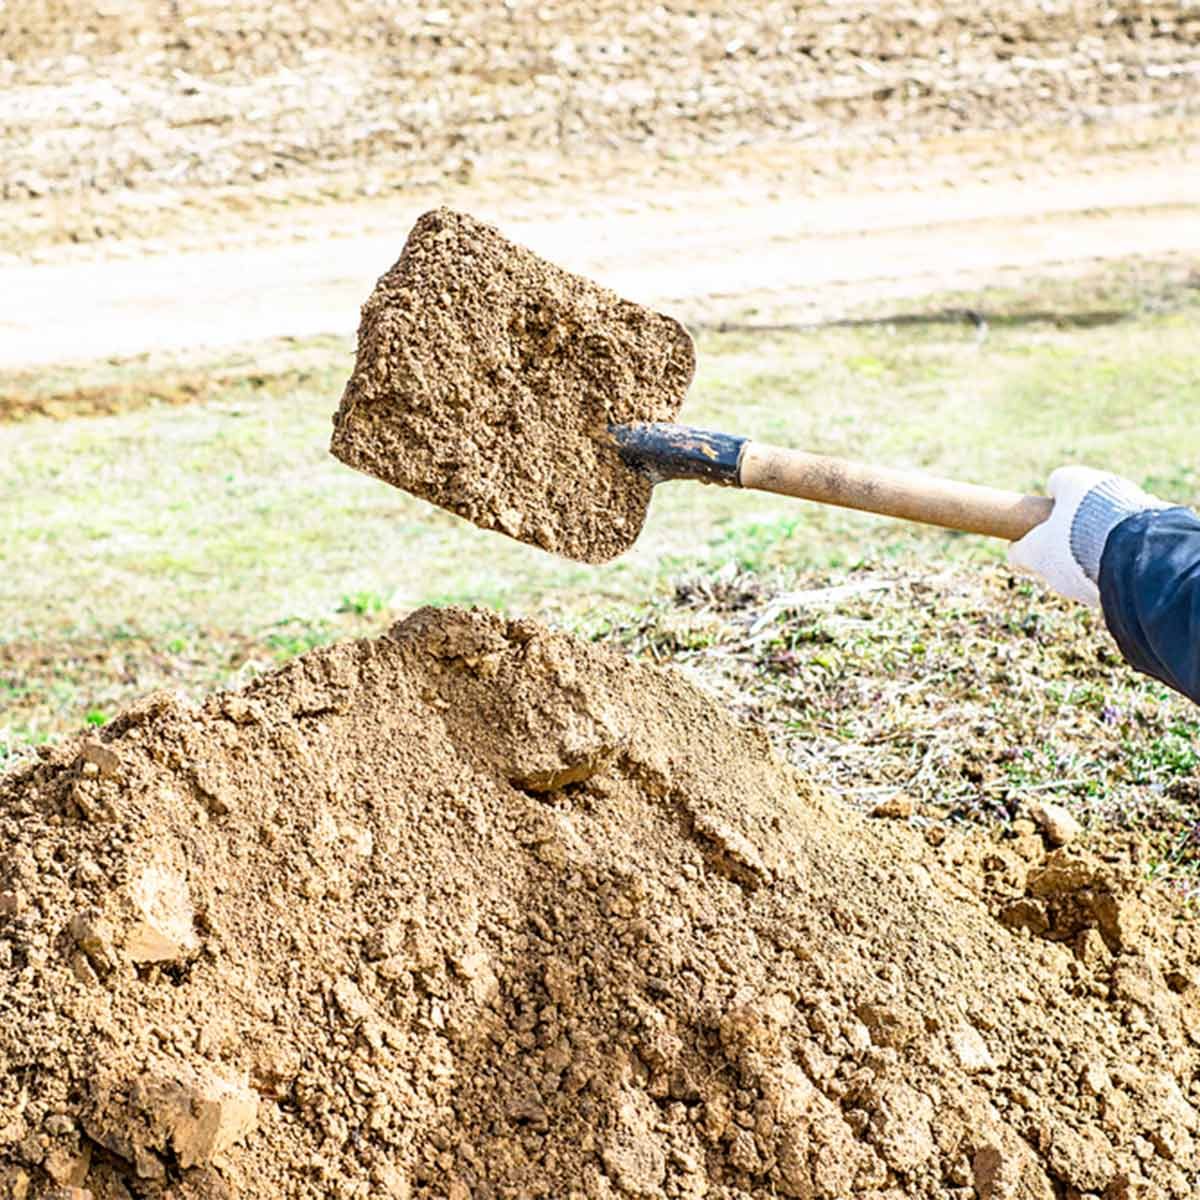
[2,156,1197,370]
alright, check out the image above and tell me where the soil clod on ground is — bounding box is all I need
[331,208,694,562]
[2,607,1197,1198]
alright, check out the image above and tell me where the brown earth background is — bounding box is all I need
[3,1,1199,253]
[4,608,1200,1200]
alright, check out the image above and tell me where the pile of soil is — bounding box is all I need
[4,2,1199,251]
[1,606,1197,1199]
[331,209,694,563]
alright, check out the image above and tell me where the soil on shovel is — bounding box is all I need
[330,208,696,563]
[1,607,1198,1199]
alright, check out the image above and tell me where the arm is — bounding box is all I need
[1099,508,1200,704]
[1009,467,1200,705]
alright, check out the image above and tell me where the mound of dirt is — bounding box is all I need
[1,607,1198,1199]
[331,209,694,562]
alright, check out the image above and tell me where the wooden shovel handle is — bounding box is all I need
[738,442,1053,542]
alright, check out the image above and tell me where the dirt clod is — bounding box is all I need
[330,208,695,563]
[1,607,1197,1197]
[870,794,915,820]
[1027,798,1083,846]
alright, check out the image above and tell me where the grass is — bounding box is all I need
[2,258,1199,892]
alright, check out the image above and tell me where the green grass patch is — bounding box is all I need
[3,275,1198,648]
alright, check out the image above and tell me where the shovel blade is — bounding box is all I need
[331,208,695,563]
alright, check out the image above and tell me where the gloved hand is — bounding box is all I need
[1008,466,1169,607]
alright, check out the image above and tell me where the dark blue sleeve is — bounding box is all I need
[1098,507,1200,704]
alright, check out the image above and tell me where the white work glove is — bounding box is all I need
[1008,466,1169,607]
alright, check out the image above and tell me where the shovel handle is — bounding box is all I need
[738,442,1052,542]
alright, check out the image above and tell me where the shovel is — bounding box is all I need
[331,209,1052,563]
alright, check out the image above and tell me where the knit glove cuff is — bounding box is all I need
[1070,478,1170,582]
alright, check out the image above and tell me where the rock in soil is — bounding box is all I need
[1,607,1198,1198]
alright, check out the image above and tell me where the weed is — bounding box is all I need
[1124,722,1200,782]
[338,591,386,616]
[265,621,336,661]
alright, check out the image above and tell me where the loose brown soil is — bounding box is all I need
[2,607,1197,1198]
[331,209,694,563]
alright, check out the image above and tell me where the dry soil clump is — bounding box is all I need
[330,208,695,562]
[1,607,1198,1199]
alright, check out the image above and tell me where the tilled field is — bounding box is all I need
[4,1,1198,232]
